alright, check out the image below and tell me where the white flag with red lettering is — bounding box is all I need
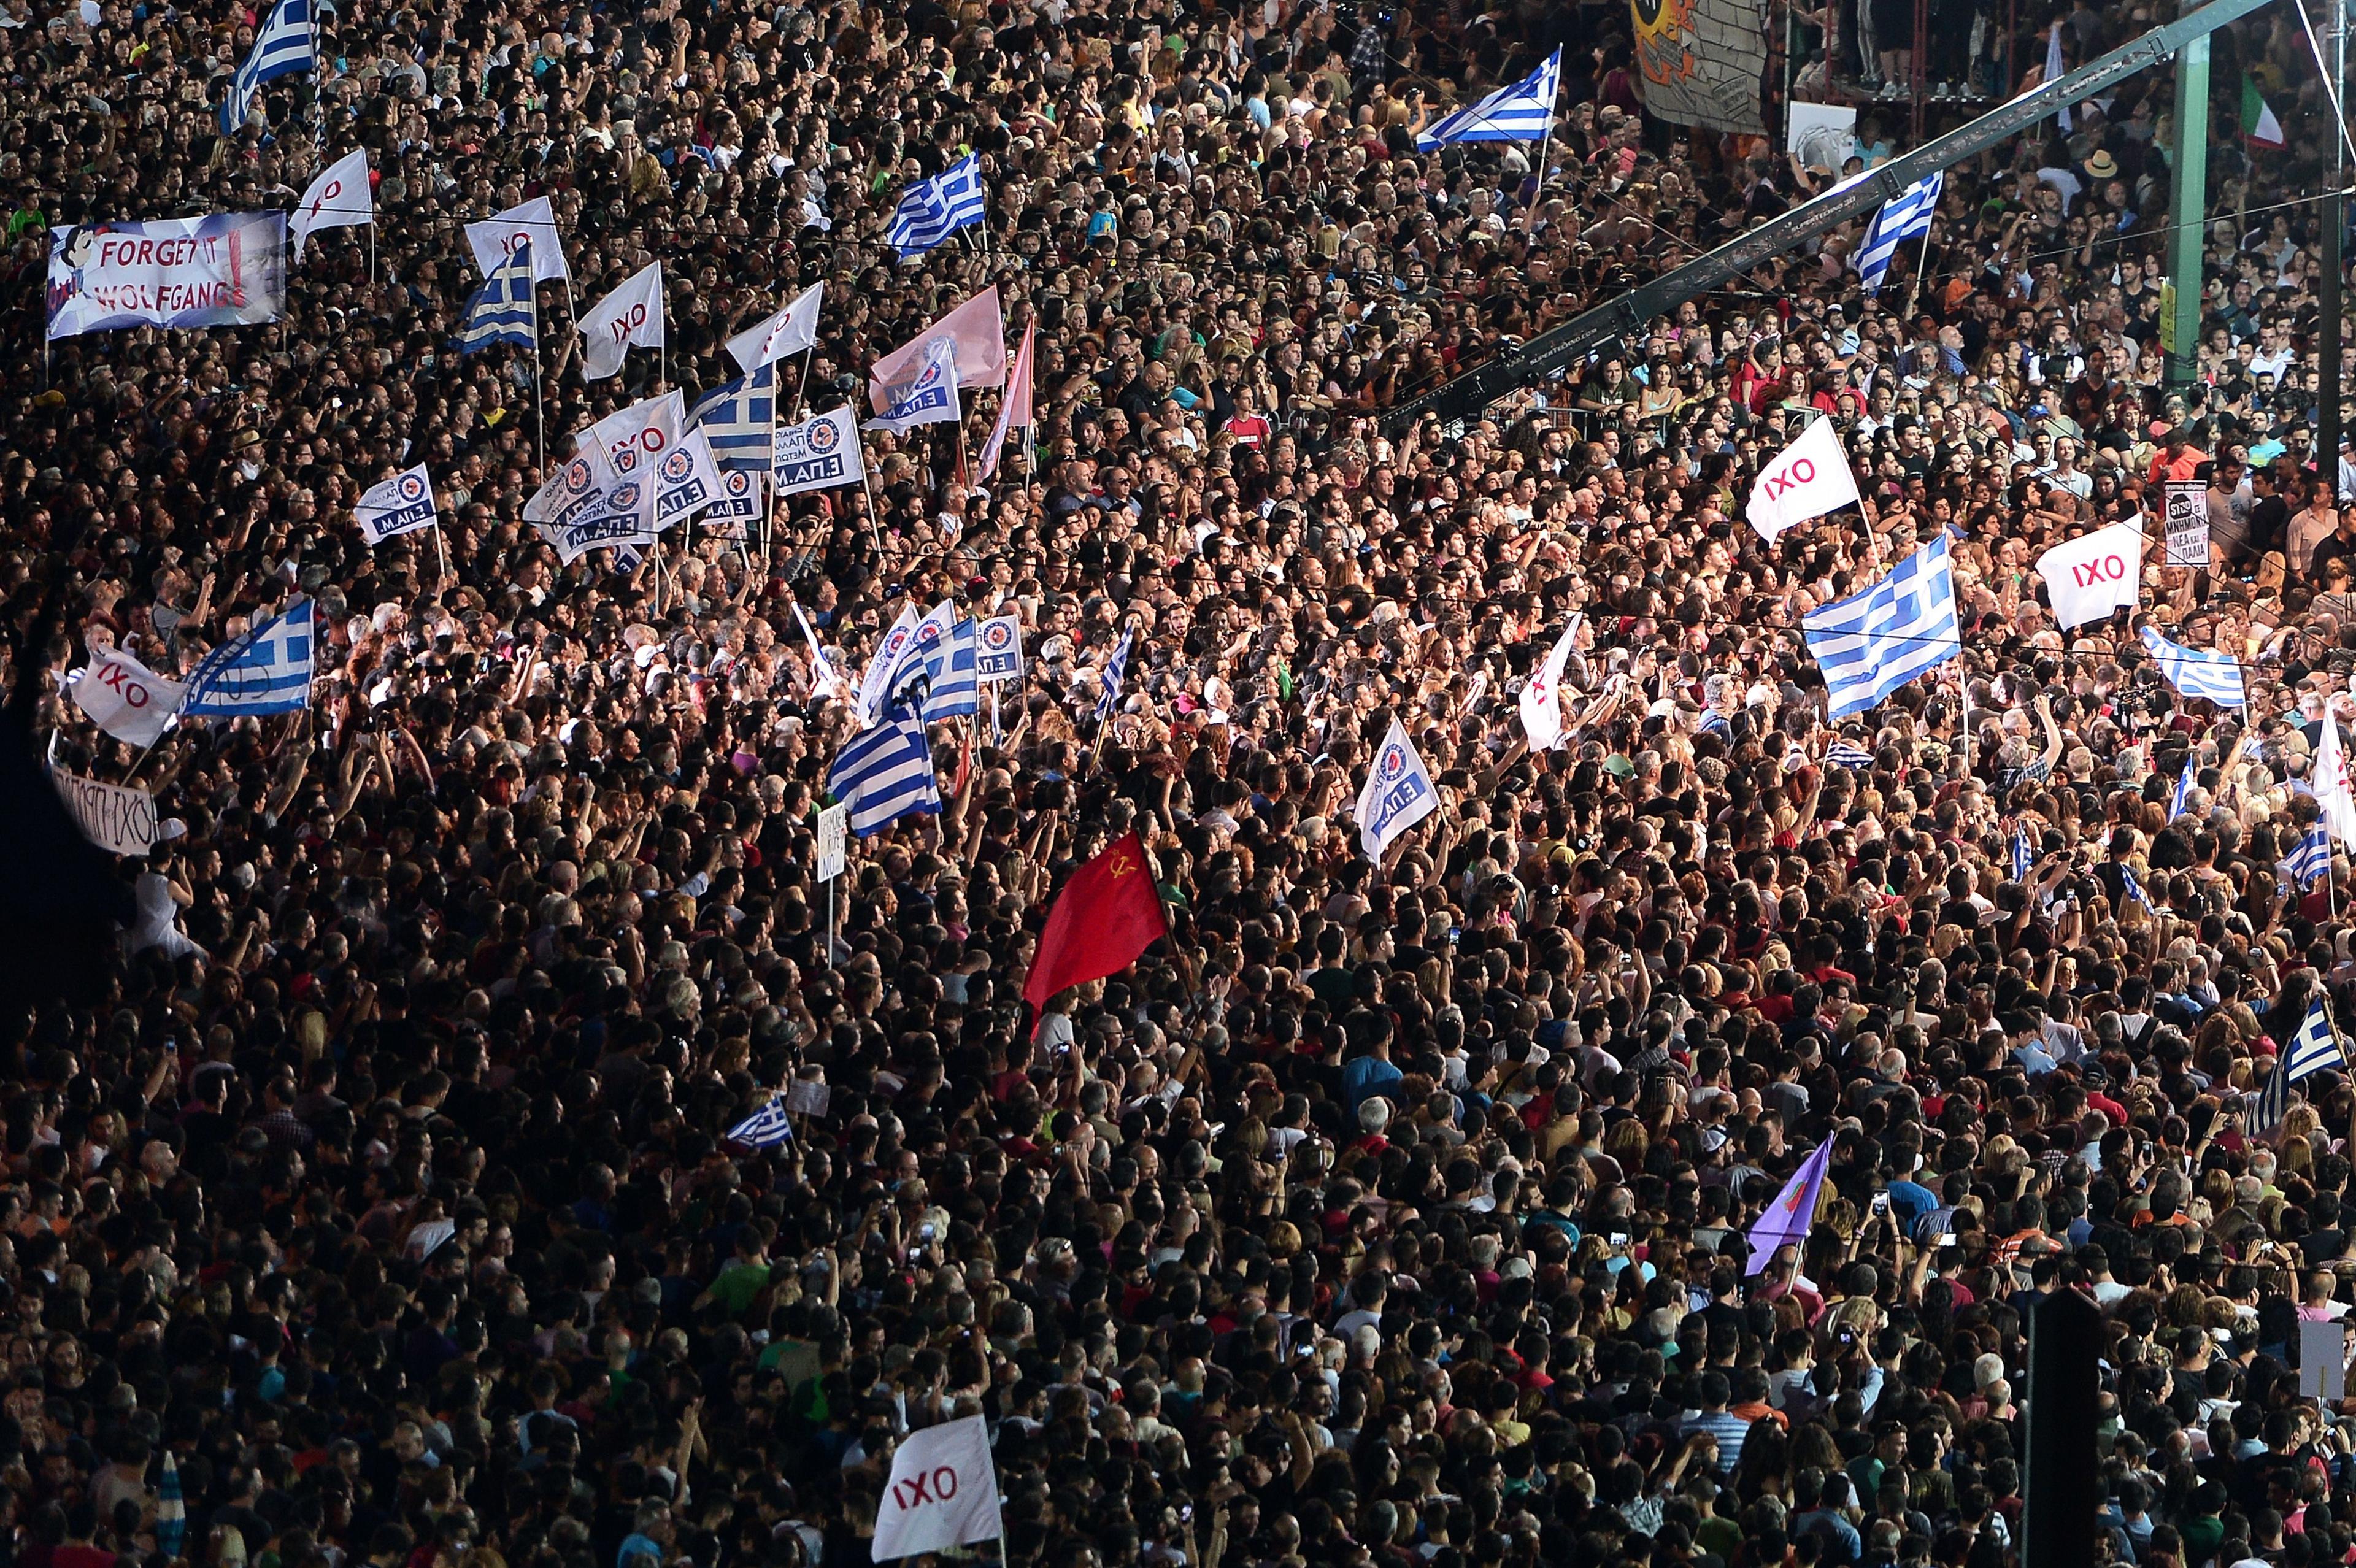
[870,1415,1002,1561]
[1746,417,1861,542]
[577,263,664,381]
[2035,523,2143,630]
[68,648,187,746]
[291,149,371,261]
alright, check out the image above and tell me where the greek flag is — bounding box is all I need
[1825,739,1874,769]
[454,240,536,355]
[2282,825,2333,886]
[922,618,980,721]
[1855,171,1942,291]
[827,700,941,836]
[725,1102,794,1148]
[2139,624,2246,709]
[2012,824,2033,883]
[2169,755,2197,820]
[219,0,314,135]
[2285,996,2347,1081]
[1801,534,1960,719]
[1096,629,1133,722]
[1415,47,1563,149]
[182,599,314,717]
[2120,863,2155,913]
[886,155,988,259]
[688,362,776,474]
[2250,1057,2290,1136]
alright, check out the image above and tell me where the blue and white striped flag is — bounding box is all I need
[182,599,314,717]
[2282,824,2333,886]
[2120,863,2156,913]
[688,363,776,474]
[923,618,980,721]
[2250,1058,2290,1135]
[1855,171,1943,291]
[453,240,536,355]
[1801,534,1961,719]
[1096,629,1134,722]
[827,701,941,836]
[2169,755,2197,820]
[725,1102,795,1148]
[2286,996,2347,1081]
[886,155,989,259]
[1825,739,1874,769]
[219,0,315,135]
[2012,824,2034,883]
[2139,623,2247,709]
[156,1452,185,1560]
[1415,47,1563,149]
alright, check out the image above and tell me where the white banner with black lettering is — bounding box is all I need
[869,1415,1003,1561]
[52,772,158,856]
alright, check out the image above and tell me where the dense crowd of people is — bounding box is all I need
[8,0,2356,1564]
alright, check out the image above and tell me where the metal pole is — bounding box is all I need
[2325,0,2347,497]
[2164,35,2209,388]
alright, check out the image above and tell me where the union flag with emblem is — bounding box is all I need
[1021,828,1170,1030]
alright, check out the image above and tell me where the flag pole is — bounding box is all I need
[531,280,545,473]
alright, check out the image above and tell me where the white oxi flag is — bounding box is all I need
[582,392,717,530]
[2036,523,2143,629]
[772,406,866,498]
[68,648,186,746]
[726,282,823,374]
[1355,715,1440,861]
[291,148,371,261]
[355,465,437,544]
[1747,417,1862,542]
[577,263,664,380]
[2319,704,2356,847]
[1519,617,1579,751]
[871,1415,1003,1561]
[464,196,569,283]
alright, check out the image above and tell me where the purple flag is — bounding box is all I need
[1743,1139,1833,1276]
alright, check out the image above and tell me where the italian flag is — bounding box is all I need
[2244,79,2285,148]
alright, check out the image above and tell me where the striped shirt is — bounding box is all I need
[1682,1409,1754,1472]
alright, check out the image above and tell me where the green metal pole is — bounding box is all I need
[2165,36,2209,388]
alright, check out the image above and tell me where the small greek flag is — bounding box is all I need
[688,362,776,474]
[725,1102,794,1148]
[827,699,941,837]
[454,240,537,355]
[182,600,314,717]
[1825,739,1874,769]
[1415,47,1563,149]
[2120,863,2155,913]
[1097,629,1134,722]
[2169,755,2197,820]
[2250,1059,2290,1136]
[1802,535,1961,719]
[2012,824,2033,883]
[219,0,314,135]
[2282,825,2333,886]
[2285,996,2347,1082]
[922,618,980,721]
[885,154,989,259]
[2139,623,2247,709]
[1856,171,1942,292]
